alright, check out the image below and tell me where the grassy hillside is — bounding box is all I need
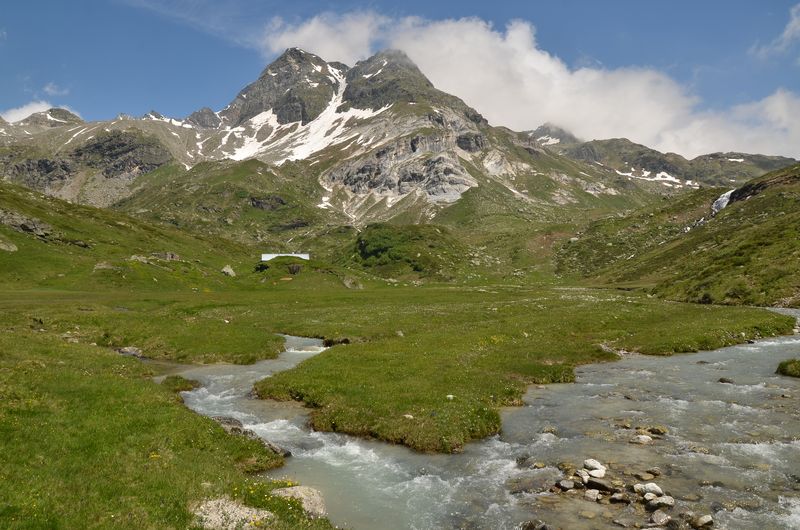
[0,322,334,529]
[557,163,800,307]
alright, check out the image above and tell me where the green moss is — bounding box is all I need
[161,375,201,392]
[777,359,800,377]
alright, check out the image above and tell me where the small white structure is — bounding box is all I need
[261,253,310,262]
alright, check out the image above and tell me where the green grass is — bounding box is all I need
[777,359,800,378]
[556,163,800,307]
[161,375,202,393]
[0,329,334,529]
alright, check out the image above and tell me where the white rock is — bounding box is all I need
[584,489,601,502]
[648,495,675,509]
[630,434,653,444]
[446,394,454,400]
[588,468,606,478]
[651,510,671,526]
[272,486,326,518]
[644,492,658,501]
[402,414,414,420]
[633,483,646,495]
[576,469,590,484]
[583,459,606,472]
[643,483,663,496]
[693,514,714,528]
[193,497,273,529]
[221,264,236,277]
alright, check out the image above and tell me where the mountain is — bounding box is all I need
[0,48,663,226]
[541,134,796,188]
[556,162,800,307]
[0,47,797,277]
[527,123,581,148]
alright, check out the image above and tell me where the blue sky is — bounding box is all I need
[2,1,799,156]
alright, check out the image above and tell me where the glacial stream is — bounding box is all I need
[161,315,800,529]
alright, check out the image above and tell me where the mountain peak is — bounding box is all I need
[185,107,221,128]
[341,49,485,125]
[529,123,581,147]
[18,108,83,127]
[217,47,343,127]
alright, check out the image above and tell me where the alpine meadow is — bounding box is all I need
[2,2,800,529]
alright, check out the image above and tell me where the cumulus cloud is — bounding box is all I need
[0,100,81,123]
[43,82,69,96]
[750,3,800,59]
[0,100,54,122]
[260,12,800,158]
[262,12,387,65]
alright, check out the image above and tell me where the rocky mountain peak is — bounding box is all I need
[18,108,83,128]
[217,47,343,128]
[530,123,581,147]
[342,49,486,126]
[185,107,221,128]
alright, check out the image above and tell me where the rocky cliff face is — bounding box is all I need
[1,130,172,206]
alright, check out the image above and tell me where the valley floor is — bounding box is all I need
[0,283,794,528]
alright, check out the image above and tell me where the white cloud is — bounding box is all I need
[1,100,54,122]
[43,82,69,96]
[0,28,7,41]
[262,12,387,65]
[0,100,81,123]
[260,12,800,158]
[750,3,800,59]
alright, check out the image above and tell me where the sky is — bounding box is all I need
[1,1,800,158]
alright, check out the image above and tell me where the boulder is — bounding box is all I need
[588,468,606,478]
[221,265,236,277]
[506,473,556,494]
[584,489,602,502]
[557,479,575,491]
[643,483,664,496]
[586,477,618,493]
[192,497,273,529]
[0,239,17,252]
[647,495,675,510]
[610,493,632,504]
[272,486,326,518]
[691,514,714,528]
[211,416,291,457]
[651,510,671,526]
[630,434,653,444]
[116,346,143,358]
[584,459,606,472]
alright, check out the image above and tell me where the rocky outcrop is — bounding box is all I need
[211,416,290,457]
[0,151,76,192]
[249,194,286,211]
[192,497,273,530]
[272,486,326,518]
[72,130,171,178]
[0,209,60,240]
[325,131,477,202]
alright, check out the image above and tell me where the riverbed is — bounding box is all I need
[163,316,800,529]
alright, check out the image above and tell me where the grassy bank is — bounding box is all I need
[1,285,792,458]
[0,328,334,529]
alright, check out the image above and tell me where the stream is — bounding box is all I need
[160,314,800,529]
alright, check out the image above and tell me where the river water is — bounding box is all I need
[162,315,800,529]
